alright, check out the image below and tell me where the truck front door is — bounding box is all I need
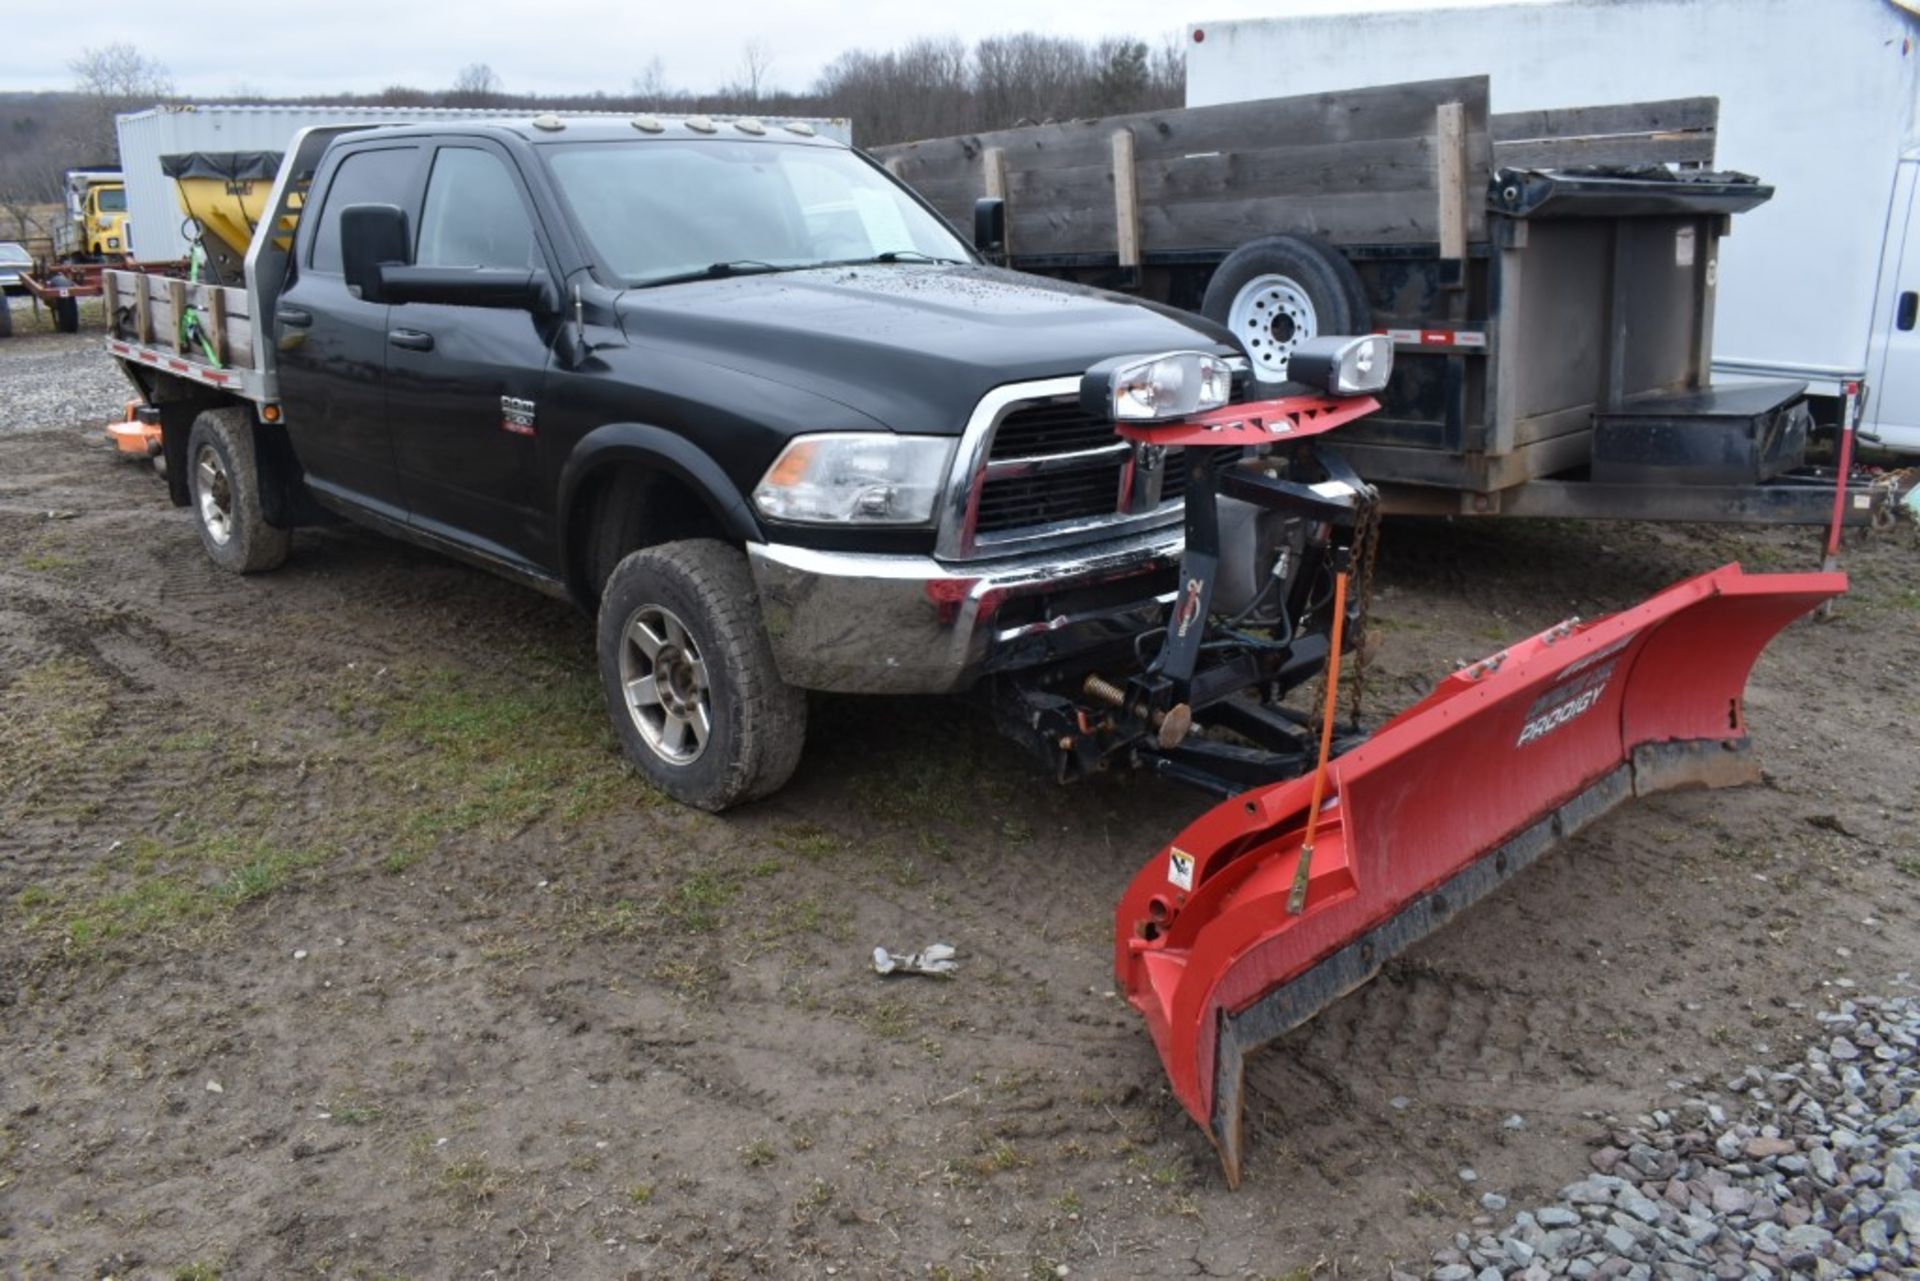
[274,142,425,518]
[385,141,557,569]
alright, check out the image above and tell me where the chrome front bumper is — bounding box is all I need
[748,526,1184,694]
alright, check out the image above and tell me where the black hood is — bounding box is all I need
[614,264,1238,435]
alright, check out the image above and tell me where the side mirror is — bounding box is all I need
[973,198,1006,262]
[340,203,410,303]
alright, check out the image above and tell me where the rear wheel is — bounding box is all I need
[1202,236,1370,388]
[597,540,806,811]
[186,407,290,573]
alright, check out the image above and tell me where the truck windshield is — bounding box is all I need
[97,188,126,213]
[544,140,971,287]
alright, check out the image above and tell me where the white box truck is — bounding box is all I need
[1186,0,1920,453]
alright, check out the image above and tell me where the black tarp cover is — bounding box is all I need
[159,152,283,182]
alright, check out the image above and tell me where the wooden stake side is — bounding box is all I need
[1112,130,1141,269]
[1436,102,1468,265]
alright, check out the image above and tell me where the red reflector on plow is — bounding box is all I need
[1113,564,1844,1186]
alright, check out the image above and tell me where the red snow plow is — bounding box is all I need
[994,339,1843,1185]
[1113,562,1841,1184]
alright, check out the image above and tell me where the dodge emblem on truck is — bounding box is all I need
[501,396,537,437]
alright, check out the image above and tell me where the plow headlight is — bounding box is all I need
[1081,351,1233,423]
[753,433,955,525]
[1289,334,1394,396]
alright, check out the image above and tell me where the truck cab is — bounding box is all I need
[56,171,129,261]
[117,118,1275,809]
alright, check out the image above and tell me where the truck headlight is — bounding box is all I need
[1288,335,1393,396]
[754,433,955,525]
[107,237,120,249]
[1080,351,1232,422]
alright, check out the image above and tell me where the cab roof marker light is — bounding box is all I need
[531,113,565,132]
[782,121,816,136]
[631,115,665,133]
[684,115,717,134]
[734,118,767,135]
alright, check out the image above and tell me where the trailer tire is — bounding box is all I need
[0,297,12,339]
[52,296,80,334]
[1202,236,1370,387]
[186,407,291,574]
[597,539,806,812]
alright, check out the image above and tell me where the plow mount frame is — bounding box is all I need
[1113,564,1845,1186]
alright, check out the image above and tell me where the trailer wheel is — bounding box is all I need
[186,407,291,574]
[1202,236,1370,387]
[0,297,12,339]
[597,540,806,811]
[52,296,80,334]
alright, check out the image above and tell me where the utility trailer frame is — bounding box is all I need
[871,78,1888,527]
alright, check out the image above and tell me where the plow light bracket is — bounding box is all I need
[1081,351,1234,423]
[1288,334,1394,396]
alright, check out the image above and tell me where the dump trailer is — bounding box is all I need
[871,76,1891,526]
[99,118,1843,1182]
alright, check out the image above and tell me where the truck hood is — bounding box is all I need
[613,264,1238,435]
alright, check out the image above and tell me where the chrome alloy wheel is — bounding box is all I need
[195,443,234,546]
[618,604,712,765]
[1227,274,1319,382]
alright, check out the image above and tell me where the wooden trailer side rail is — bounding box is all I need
[101,267,266,401]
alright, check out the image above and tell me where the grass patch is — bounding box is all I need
[335,664,651,867]
[0,657,114,801]
[21,550,78,572]
[17,834,324,953]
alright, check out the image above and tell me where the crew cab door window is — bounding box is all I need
[308,146,421,275]
[415,147,540,269]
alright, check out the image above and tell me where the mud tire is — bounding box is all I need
[597,539,806,811]
[186,406,291,574]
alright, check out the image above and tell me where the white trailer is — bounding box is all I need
[1186,0,1920,452]
[115,104,853,265]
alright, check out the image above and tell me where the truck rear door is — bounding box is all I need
[274,141,426,517]
[1865,154,1920,453]
[384,140,556,567]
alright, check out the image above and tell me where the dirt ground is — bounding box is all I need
[1,393,1916,1280]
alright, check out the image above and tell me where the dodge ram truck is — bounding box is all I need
[107,116,1294,809]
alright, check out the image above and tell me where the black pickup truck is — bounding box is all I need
[108,117,1306,808]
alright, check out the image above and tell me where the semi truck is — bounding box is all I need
[94,113,1842,1182]
[1182,0,1920,454]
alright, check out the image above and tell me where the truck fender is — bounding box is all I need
[557,422,766,596]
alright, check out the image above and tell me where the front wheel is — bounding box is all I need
[597,540,806,811]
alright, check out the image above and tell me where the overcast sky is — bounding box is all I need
[0,0,1534,98]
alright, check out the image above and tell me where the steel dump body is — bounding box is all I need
[872,78,1878,525]
[1114,564,1845,1184]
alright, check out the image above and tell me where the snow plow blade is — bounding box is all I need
[1114,564,1844,1186]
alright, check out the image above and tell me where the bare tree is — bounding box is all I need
[733,39,775,101]
[450,63,504,106]
[631,58,672,108]
[69,42,174,162]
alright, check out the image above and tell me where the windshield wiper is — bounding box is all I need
[832,250,965,266]
[637,259,792,287]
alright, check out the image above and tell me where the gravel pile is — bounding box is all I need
[1409,989,1919,1281]
[0,302,129,435]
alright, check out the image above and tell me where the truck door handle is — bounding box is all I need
[275,306,312,329]
[1898,291,1917,332]
[388,328,434,352]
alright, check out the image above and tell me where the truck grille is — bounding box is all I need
[973,398,1186,537]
